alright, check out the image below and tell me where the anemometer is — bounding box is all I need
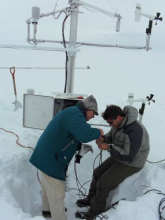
[135,3,163,51]
[127,93,155,122]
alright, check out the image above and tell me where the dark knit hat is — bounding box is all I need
[81,95,98,115]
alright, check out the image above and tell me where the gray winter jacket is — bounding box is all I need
[104,106,150,168]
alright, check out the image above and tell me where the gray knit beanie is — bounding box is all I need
[81,95,98,115]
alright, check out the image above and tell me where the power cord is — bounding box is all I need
[0,127,41,185]
[0,127,34,150]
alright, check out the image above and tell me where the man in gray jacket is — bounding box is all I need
[76,105,150,220]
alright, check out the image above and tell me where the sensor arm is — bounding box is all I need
[40,7,72,18]
[127,93,149,105]
[26,7,73,22]
[70,0,122,19]
[127,93,155,123]
[141,12,155,21]
[26,7,71,44]
[128,98,148,106]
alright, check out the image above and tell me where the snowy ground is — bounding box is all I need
[0,0,165,219]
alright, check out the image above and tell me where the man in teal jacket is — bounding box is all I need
[29,95,103,220]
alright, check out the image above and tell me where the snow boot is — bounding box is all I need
[75,211,96,220]
[42,208,67,217]
[42,211,51,218]
[76,198,91,207]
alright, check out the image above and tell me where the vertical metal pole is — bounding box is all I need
[145,20,152,51]
[139,102,145,123]
[146,35,151,51]
[27,23,30,42]
[32,22,37,43]
[139,114,143,123]
[66,0,79,93]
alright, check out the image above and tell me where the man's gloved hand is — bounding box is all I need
[78,144,93,156]
[75,144,93,164]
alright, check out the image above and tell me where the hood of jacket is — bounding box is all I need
[123,105,138,126]
[117,106,138,129]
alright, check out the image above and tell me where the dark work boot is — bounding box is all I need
[42,211,51,218]
[76,198,91,207]
[42,208,67,218]
[75,211,96,220]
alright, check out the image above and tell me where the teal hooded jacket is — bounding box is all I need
[29,103,101,180]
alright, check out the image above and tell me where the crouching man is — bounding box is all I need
[76,105,150,220]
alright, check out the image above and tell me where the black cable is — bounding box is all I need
[67,153,101,199]
[75,151,103,199]
[66,146,126,219]
[65,187,79,192]
[74,151,109,220]
[62,12,71,93]
[147,159,165,163]
[54,11,65,19]
[144,189,165,196]
[159,198,165,220]
[97,151,103,206]
[71,151,124,220]
[74,161,87,197]
[143,189,165,220]
[79,180,92,195]
[97,151,110,220]
[105,198,126,212]
[88,152,165,219]
[93,152,102,171]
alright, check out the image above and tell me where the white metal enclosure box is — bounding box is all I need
[23,93,85,130]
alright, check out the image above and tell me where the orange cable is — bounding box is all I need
[0,127,41,185]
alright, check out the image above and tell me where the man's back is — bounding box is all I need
[29,104,101,180]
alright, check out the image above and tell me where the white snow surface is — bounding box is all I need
[0,0,165,219]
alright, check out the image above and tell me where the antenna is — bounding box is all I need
[135,3,163,51]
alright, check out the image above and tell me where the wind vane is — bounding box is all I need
[135,3,163,51]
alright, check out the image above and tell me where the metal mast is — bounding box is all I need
[66,0,79,93]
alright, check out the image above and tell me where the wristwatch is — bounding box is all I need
[107,144,114,152]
